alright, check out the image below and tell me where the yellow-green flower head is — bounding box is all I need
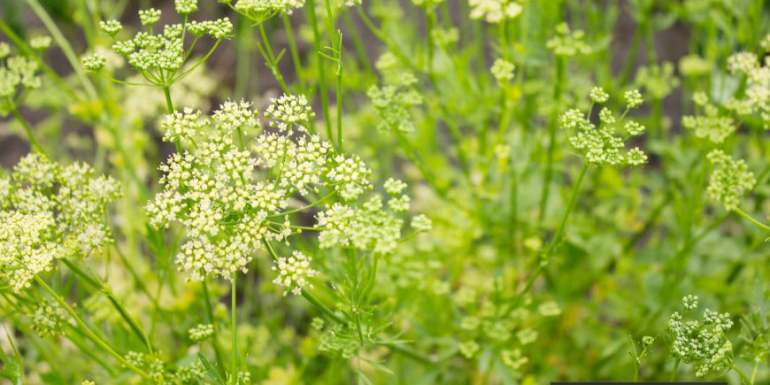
[272,250,318,295]
[706,150,755,211]
[0,53,42,115]
[563,89,648,167]
[30,35,52,51]
[138,8,162,26]
[175,0,199,15]
[108,9,232,85]
[491,58,515,84]
[682,93,735,143]
[81,53,107,71]
[547,23,590,56]
[635,62,679,100]
[468,0,522,23]
[234,0,306,22]
[31,301,69,337]
[0,154,120,291]
[669,296,734,377]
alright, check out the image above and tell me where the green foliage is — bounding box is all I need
[1,0,770,384]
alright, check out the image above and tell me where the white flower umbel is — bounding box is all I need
[0,154,120,291]
[149,94,421,281]
[272,250,318,295]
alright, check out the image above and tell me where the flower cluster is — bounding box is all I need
[367,73,423,133]
[30,301,68,337]
[669,295,734,377]
[706,150,755,211]
[104,2,232,87]
[725,51,770,127]
[188,323,214,341]
[635,62,679,100]
[272,250,318,295]
[468,0,522,24]
[491,58,515,84]
[682,92,735,143]
[563,87,647,166]
[0,154,120,291]
[0,45,41,116]
[81,54,107,72]
[30,36,52,51]
[547,23,591,56]
[149,95,416,281]
[232,0,306,23]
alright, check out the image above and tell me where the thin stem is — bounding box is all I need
[35,276,150,379]
[202,280,227,379]
[733,207,770,232]
[62,259,152,353]
[307,0,333,141]
[10,107,45,155]
[538,56,566,227]
[255,23,290,93]
[733,363,752,385]
[282,13,305,93]
[505,163,589,316]
[230,275,238,381]
[548,162,589,253]
[25,0,97,99]
[162,86,175,113]
[670,359,680,381]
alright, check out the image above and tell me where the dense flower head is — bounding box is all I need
[562,88,647,166]
[188,323,214,341]
[669,296,734,377]
[149,95,414,281]
[31,301,68,337]
[234,0,306,22]
[723,50,770,127]
[175,0,199,15]
[30,36,52,51]
[368,73,423,133]
[0,53,41,115]
[316,195,404,255]
[589,86,609,103]
[264,94,314,133]
[547,23,590,56]
[100,19,123,35]
[635,62,679,100]
[106,7,232,86]
[81,53,107,71]
[491,58,515,84]
[272,250,318,295]
[682,92,735,143]
[0,154,120,291]
[139,8,162,26]
[706,150,755,211]
[468,0,522,24]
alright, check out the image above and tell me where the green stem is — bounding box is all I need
[670,359,680,381]
[162,85,174,113]
[62,259,152,353]
[256,22,290,93]
[538,56,566,227]
[10,107,45,155]
[733,363,751,385]
[35,276,150,379]
[307,0,333,141]
[282,13,305,93]
[734,207,770,232]
[230,275,238,381]
[25,0,97,99]
[202,280,227,379]
[547,162,589,254]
